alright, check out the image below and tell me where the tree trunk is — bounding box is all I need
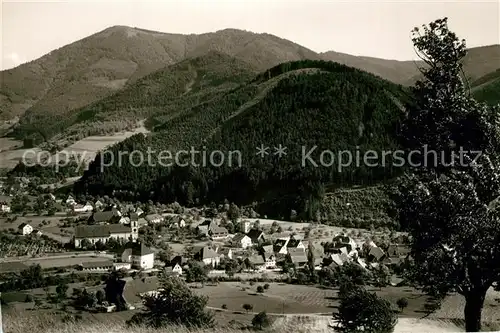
[464,288,487,332]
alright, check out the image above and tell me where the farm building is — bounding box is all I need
[73,222,138,248]
[18,223,33,235]
[121,242,155,270]
[79,260,114,271]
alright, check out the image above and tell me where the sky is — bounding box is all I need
[1,0,499,70]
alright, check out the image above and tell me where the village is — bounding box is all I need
[1,175,499,330]
[0,176,417,317]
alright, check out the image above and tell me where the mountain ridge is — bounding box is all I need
[2,25,498,124]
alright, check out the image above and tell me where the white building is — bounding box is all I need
[232,233,252,249]
[18,223,33,235]
[0,203,11,213]
[121,243,155,270]
[195,246,220,267]
[172,263,183,275]
[72,202,94,213]
[66,195,76,206]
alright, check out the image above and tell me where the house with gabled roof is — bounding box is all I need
[273,239,288,254]
[245,255,265,271]
[287,238,305,250]
[106,276,159,311]
[194,246,220,267]
[368,246,386,262]
[219,248,233,260]
[18,223,33,235]
[208,223,228,240]
[232,233,252,248]
[263,252,276,269]
[246,229,265,245]
[72,202,93,213]
[121,242,155,270]
[95,200,104,209]
[288,248,307,267]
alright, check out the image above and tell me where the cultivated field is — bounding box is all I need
[0,137,39,169]
[55,123,150,166]
[193,282,500,322]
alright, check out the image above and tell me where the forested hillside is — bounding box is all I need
[17,52,259,145]
[75,60,410,225]
[471,69,500,106]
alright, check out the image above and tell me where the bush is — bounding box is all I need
[242,303,253,313]
[397,297,408,312]
[263,283,270,290]
[221,304,227,310]
[252,311,271,330]
[256,286,264,293]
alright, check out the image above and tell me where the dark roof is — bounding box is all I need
[332,235,351,244]
[387,245,410,257]
[124,242,154,256]
[246,229,264,242]
[130,213,139,221]
[273,239,287,252]
[171,255,188,266]
[90,211,118,223]
[75,224,131,238]
[0,261,29,273]
[288,248,306,256]
[369,247,386,261]
[195,246,219,260]
[232,233,249,243]
[246,255,265,265]
[18,223,29,229]
[287,239,302,248]
[108,224,133,234]
[80,260,113,269]
[122,276,159,305]
[75,225,110,238]
[209,223,228,235]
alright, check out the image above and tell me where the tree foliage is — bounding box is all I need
[333,285,397,333]
[391,17,500,333]
[127,276,214,328]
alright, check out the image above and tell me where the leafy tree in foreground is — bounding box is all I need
[333,285,397,333]
[392,17,500,332]
[127,276,214,329]
[252,311,271,330]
